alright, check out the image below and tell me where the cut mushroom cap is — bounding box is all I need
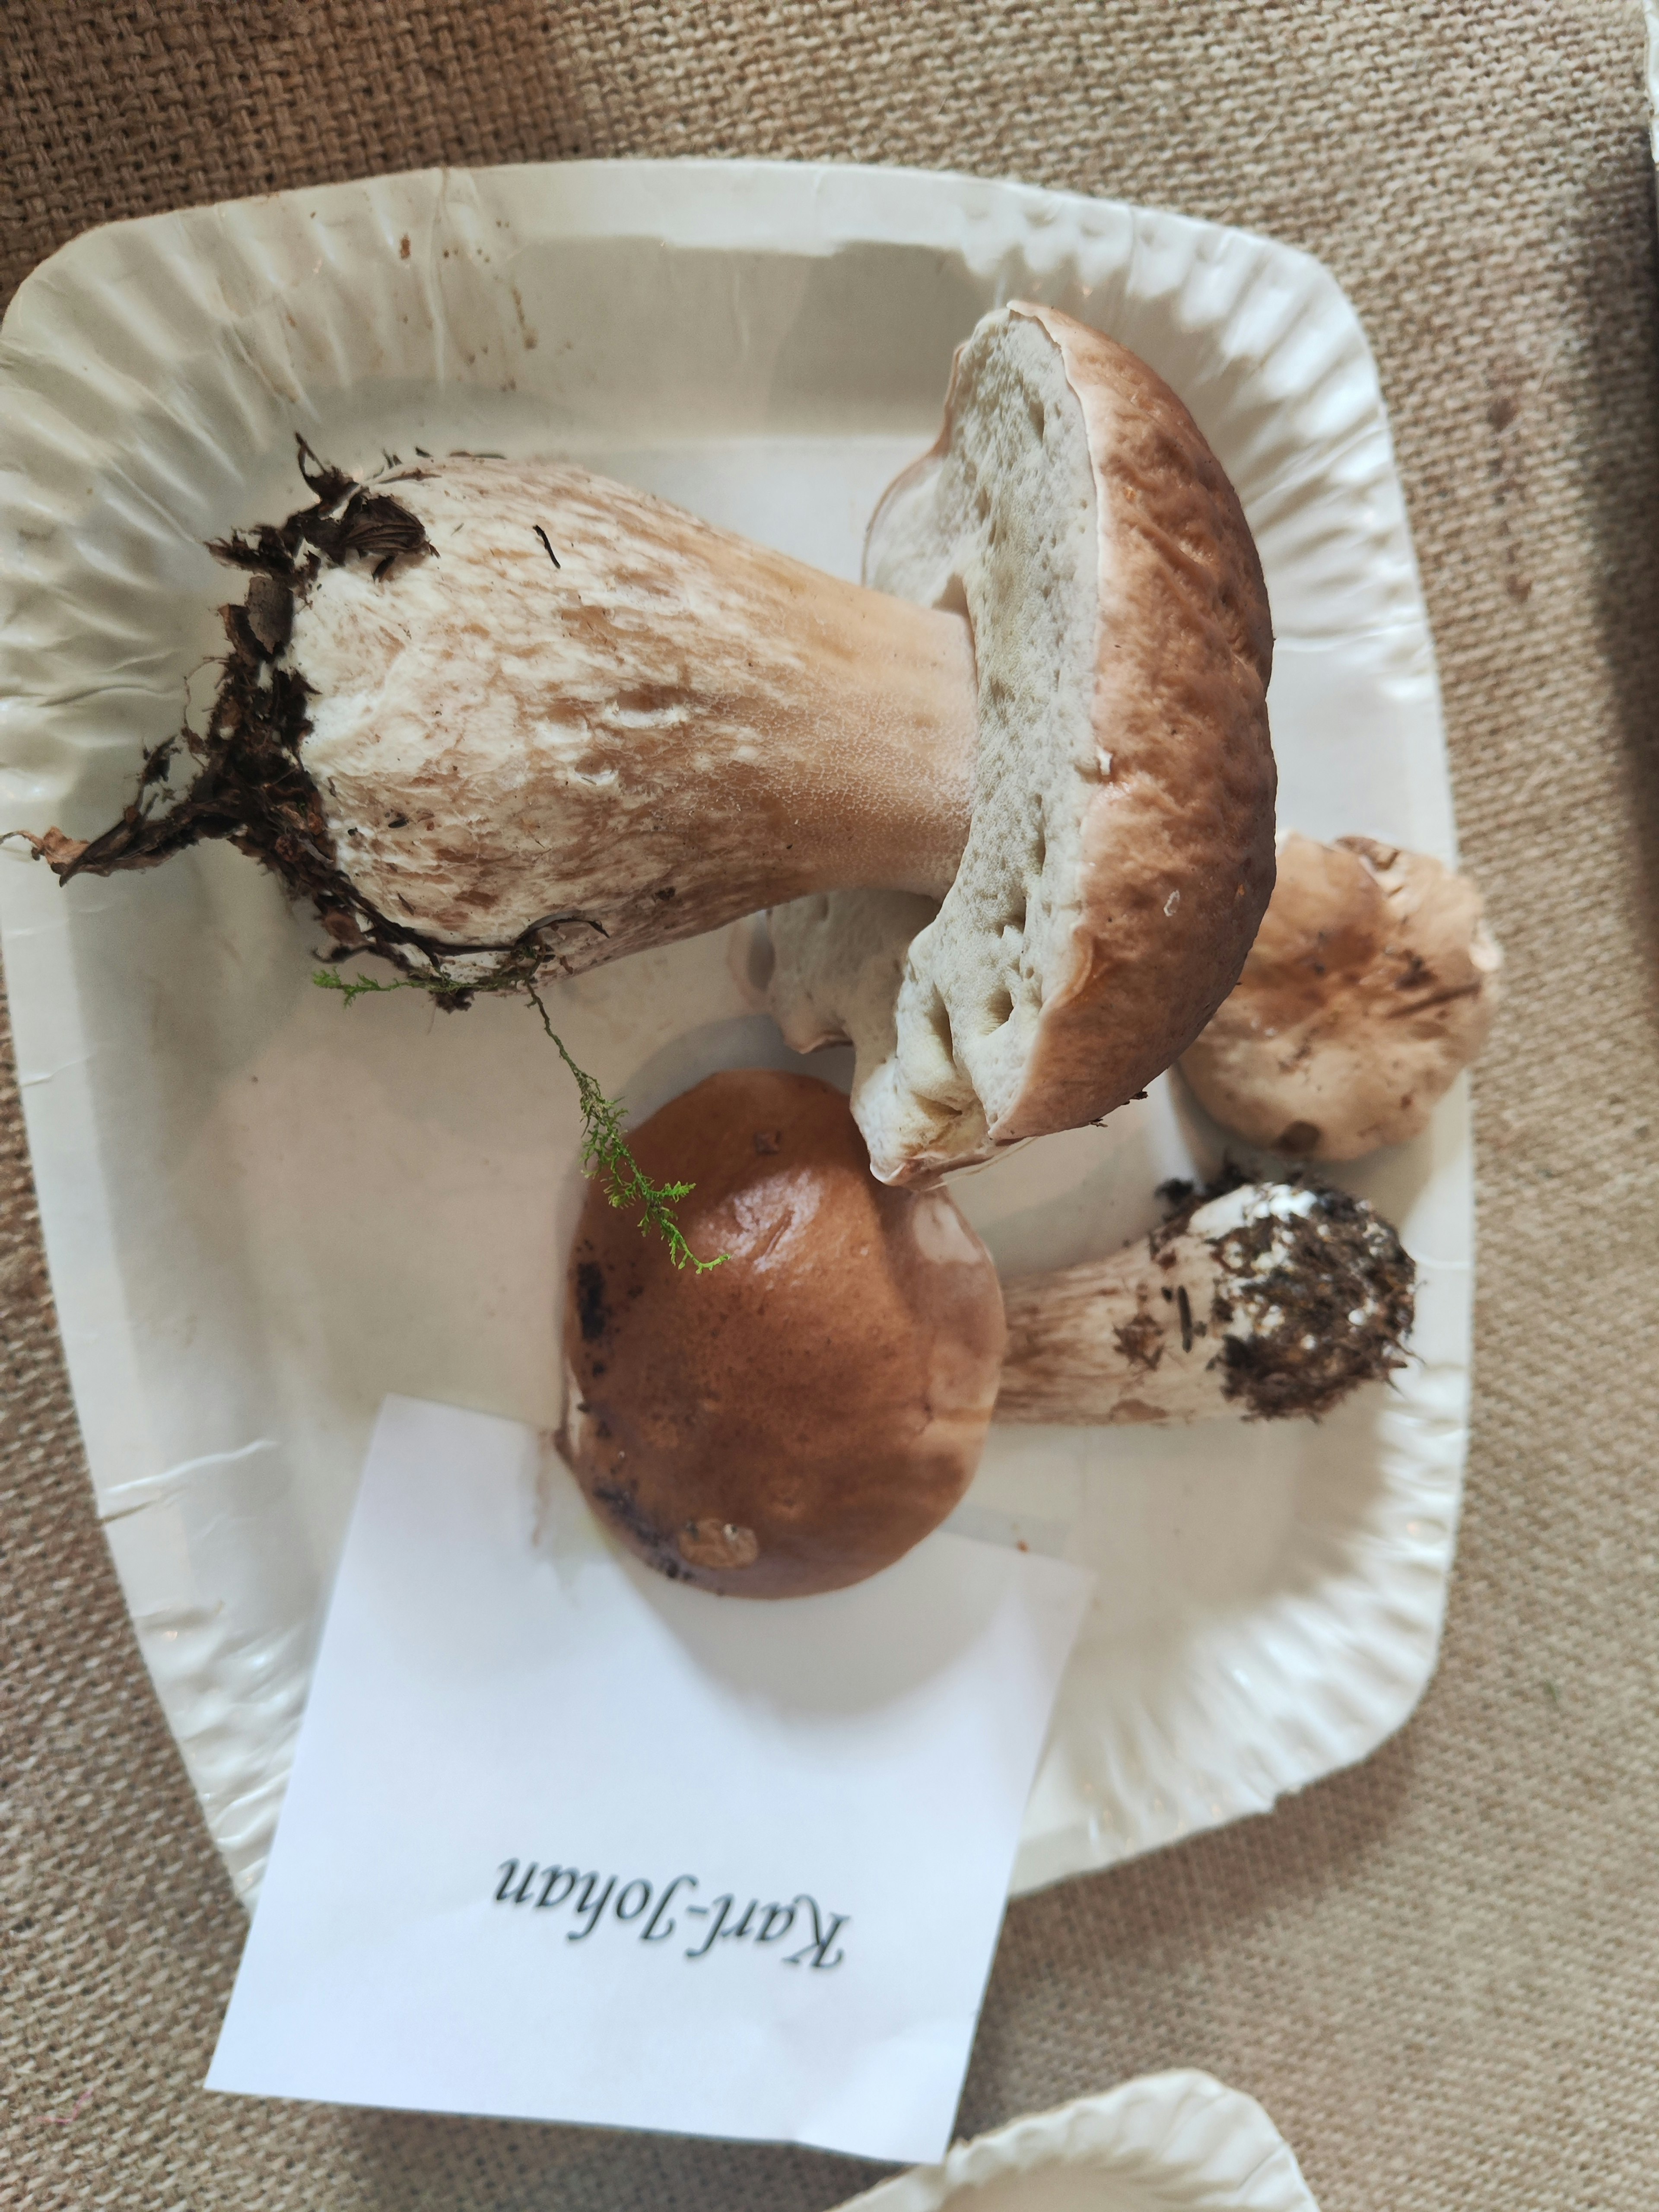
[767,300,1277,1185]
[995,1172,1415,1426]
[23,447,978,988]
[1179,832,1502,1160]
[557,1069,1006,1599]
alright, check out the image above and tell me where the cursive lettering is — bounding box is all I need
[536,1866,578,1911]
[493,1858,849,1967]
[682,1894,731,1960]
[756,1901,796,1945]
[784,1894,849,1971]
[568,1872,616,1942]
[640,1873,696,1943]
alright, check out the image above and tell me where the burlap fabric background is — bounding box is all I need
[4,4,1657,2207]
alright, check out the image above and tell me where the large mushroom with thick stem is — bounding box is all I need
[22,445,978,988]
[19,304,1273,1176]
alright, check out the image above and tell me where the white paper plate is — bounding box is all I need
[0,160,1470,1905]
[833,2072,1320,2212]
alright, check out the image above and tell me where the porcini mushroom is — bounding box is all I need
[765,301,1276,1185]
[995,1170,1415,1425]
[558,1074,1414,1600]
[18,305,1272,1176]
[1179,832,1501,1160]
[557,1068,1007,1599]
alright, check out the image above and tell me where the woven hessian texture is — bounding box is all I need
[4,3,1658,2207]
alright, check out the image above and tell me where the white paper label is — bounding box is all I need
[207,1395,1093,2163]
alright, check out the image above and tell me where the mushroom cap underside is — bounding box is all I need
[766,301,1277,1186]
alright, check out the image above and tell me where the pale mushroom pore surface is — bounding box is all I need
[768,302,1277,1187]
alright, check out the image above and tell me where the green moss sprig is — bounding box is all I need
[312,966,724,1273]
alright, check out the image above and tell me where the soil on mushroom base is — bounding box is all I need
[1154,1166,1416,1420]
[19,441,584,1001]
[6,445,719,1269]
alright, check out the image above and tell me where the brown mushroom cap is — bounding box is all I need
[767,301,1277,1186]
[556,1070,1007,1599]
[1179,832,1502,1161]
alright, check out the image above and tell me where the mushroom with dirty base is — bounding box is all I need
[994,1167,1415,1426]
[15,302,1274,1195]
[558,1071,1417,1599]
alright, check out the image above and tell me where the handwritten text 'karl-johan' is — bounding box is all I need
[493,1862,848,1967]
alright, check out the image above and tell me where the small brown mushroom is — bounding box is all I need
[995,1171,1415,1426]
[558,1078,1415,1598]
[1178,832,1501,1160]
[556,1069,1007,1600]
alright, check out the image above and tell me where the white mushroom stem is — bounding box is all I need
[994,1179,1414,1426]
[290,460,980,972]
[25,449,983,985]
